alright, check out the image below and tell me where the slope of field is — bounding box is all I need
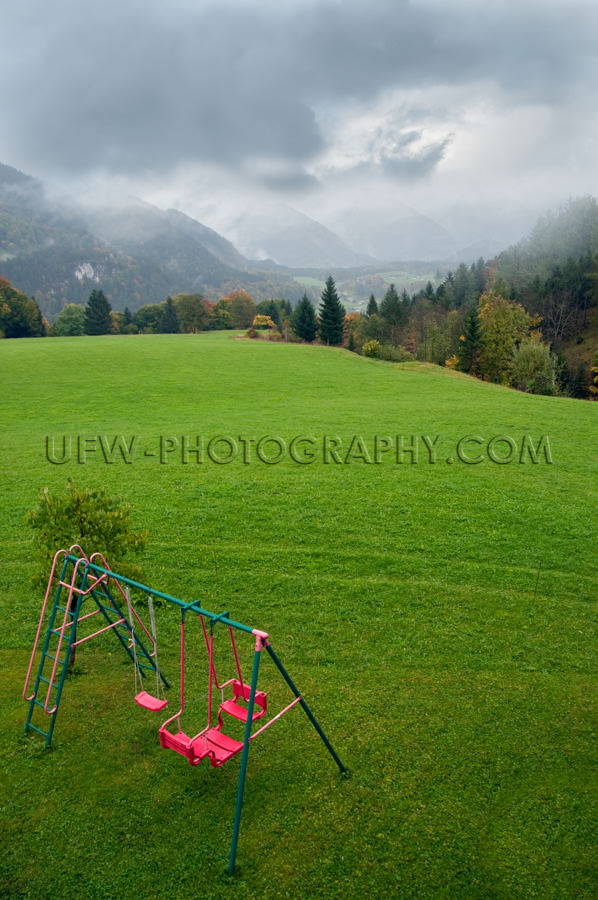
[1,333,597,899]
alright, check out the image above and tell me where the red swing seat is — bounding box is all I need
[159,723,244,767]
[159,614,267,768]
[219,680,267,723]
[193,729,244,767]
[135,690,168,712]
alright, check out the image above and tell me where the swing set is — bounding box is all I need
[23,547,347,874]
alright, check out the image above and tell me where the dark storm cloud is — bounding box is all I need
[380,137,452,180]
[2,0,597,179]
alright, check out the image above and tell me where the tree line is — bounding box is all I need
[2,196,597,398]
[46,280,345,345]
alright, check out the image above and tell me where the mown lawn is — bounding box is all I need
[1,332,597,899]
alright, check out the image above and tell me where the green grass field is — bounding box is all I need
[1,332,597,899]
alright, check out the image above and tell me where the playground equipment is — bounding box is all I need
[125,587,168,711]
[23,547,347,874]
[23,547,169,748]
[158,605,273,767]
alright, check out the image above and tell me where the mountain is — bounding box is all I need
[84,200,248,270]
[214,202,375,268]
[0,164,303,321]
[328,206,458,262]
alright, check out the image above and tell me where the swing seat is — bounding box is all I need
[160,724,243,768]
[159,726,203,765]
[219,680,267,723]
[135,690,168,712]
[194,728,244,767]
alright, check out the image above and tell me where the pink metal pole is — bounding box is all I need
[51,608,101,634]
[70,617,127,647]
[23,549,67,701]
[229,627,245,690]
[207,630,214,728]
[160,618,186,732]
[43,556,91,713]
[249,696,302,741]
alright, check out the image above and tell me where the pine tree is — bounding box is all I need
[291,294,317,342]
[456,304,482,375]
[84,289,113,335]
[160,296,179,333]
[366,294,378,317]
[318,276,345,345]
[379,283,406,346]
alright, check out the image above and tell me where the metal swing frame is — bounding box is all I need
[23,548,347,874]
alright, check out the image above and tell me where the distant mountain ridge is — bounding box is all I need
[218,202,376,268]
[0,163,303,321]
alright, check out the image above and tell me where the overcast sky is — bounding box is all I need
[3,0,598,246]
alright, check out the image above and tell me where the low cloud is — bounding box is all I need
[2,0,598,241]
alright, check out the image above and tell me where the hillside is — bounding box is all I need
[0,163,303,321]
[2,333,597,898]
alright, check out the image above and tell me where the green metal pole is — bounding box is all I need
[70,556,255,636]
[228,641,262,875]
[266,643,348,775]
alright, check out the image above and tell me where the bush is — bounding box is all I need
[511,338,555,395]
[26,480,148,591]
[362,339,381,358]
[590,351,598,398]
[362,340,413,361]
[378,343,413,362]
[246,327,260,339]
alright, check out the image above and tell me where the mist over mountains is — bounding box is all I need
[0,160,529,322]
[0,162,307,320]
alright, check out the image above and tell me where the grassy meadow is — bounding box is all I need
[1,331,597,899]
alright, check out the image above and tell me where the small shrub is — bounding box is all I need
[378,343,413,362]
[246,327,260,339]
[362,339,381,358]
[252,314,275,330]
[26,480,148,590]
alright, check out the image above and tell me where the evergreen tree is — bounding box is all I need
[379,283,406,346]
[318,276,345,345]
[456,305,482,375]
[366,294,378,317]
[424,281,435,300]
[568,361,589,399]
[291,293,317,342]
[84,289,112,335]
[160,296,179,333]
